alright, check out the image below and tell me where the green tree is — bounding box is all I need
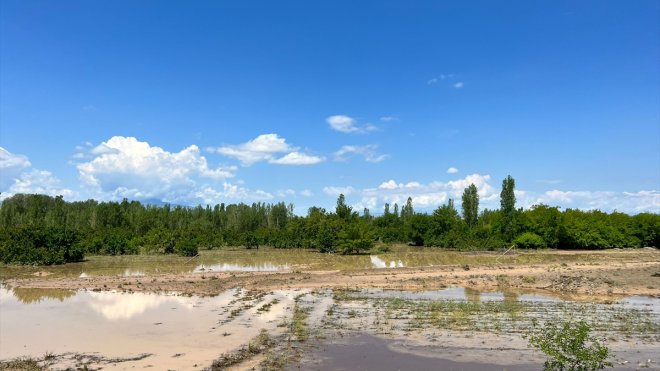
[461,183,479,228]
[500,175,517,242]
[335,194,352,221]
[337,220,375,254]
[401,197,414,221]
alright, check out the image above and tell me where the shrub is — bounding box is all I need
[175,236,199,257]
[526,320,612,371]
[514,232,545,249]
[0,227,83,265]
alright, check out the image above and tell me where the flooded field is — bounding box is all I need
[0,246,645,280]
[1,248,659,370]
[1,284,659,370]
[0,285,305,370]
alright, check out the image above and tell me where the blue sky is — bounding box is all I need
[1,0,659,214]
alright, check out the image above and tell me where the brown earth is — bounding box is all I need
[4,249,659,299]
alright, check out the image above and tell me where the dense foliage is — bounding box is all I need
[0,176,658,264]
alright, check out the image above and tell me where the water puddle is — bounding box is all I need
[193,262,289,272]
[295,333,537,371]
[370,255,405,268]
[0,286,298,370]
[354,287,561,303]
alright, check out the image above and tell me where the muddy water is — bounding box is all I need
[2,246,585,280]
[294,333,539,371]
[0,286,301,370]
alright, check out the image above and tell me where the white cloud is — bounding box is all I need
[362,174,498,211]
[378,180,398,190]
[427,78,439,85]
[326,115,377,134]
[0,147,31,169]
[334,145,389,163]
[300,189,314,197]
[210,134,323,166]
[210,134,292,165]
[447,167,459,174]
[0,147,32,190]
[269,151,325,165]
[323,186,355,196]
[1,170,75,200]
[360,175,660,214]
[0,148,74,199]
[326,115,358,133]
[453,82,464,89]
[379,116,397,122]
[194,183,273,205]
[77,136,236,203]
[276,189,296,198]
[530,190,660,213]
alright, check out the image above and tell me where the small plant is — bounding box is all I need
[526,320,612,371]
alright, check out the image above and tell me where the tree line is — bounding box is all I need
[0,175,657,265]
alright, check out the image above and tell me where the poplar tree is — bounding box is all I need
[500,175,517,241]
[461,183,479,228]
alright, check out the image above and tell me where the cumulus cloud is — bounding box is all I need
[1,170,75,200]
[0,147,32,190]
[209,134,324,166]
[351,174,659,214]
[427,78,439,85]
[0,147,74,199]
[326,115,377,134]
[334,145,389,163]
[323,186,355,196]
[529,190,660,213]
[193,183,273,205]
[77,136,236,203]
[453,82,464,89]
[447,167,459,174]
[0,147,31,169]
[360,174,498,211]
[380,116,397,122]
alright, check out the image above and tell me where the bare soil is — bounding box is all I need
[4,249,659,299]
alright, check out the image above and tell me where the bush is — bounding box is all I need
[243,234,259,249]
[514,232,545,249]
[175,236,199,257]
[0,226,83,265]
[337,221,374,255]
[526,320,612,371]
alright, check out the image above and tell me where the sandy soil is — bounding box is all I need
[4,249,659,299]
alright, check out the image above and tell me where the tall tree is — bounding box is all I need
[402,197,414,220]
[500,175,517,241]
[461,183,479,228]
[335,194,352,221]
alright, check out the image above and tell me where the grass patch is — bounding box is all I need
[209,329,273,370]
[0,358,45,371]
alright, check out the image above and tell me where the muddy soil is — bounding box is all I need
[4,249,659,299]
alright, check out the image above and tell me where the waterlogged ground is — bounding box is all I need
[1,285,658,370]
[1,247,659,370]
[2,245,649,280]
[0,285,306,370]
